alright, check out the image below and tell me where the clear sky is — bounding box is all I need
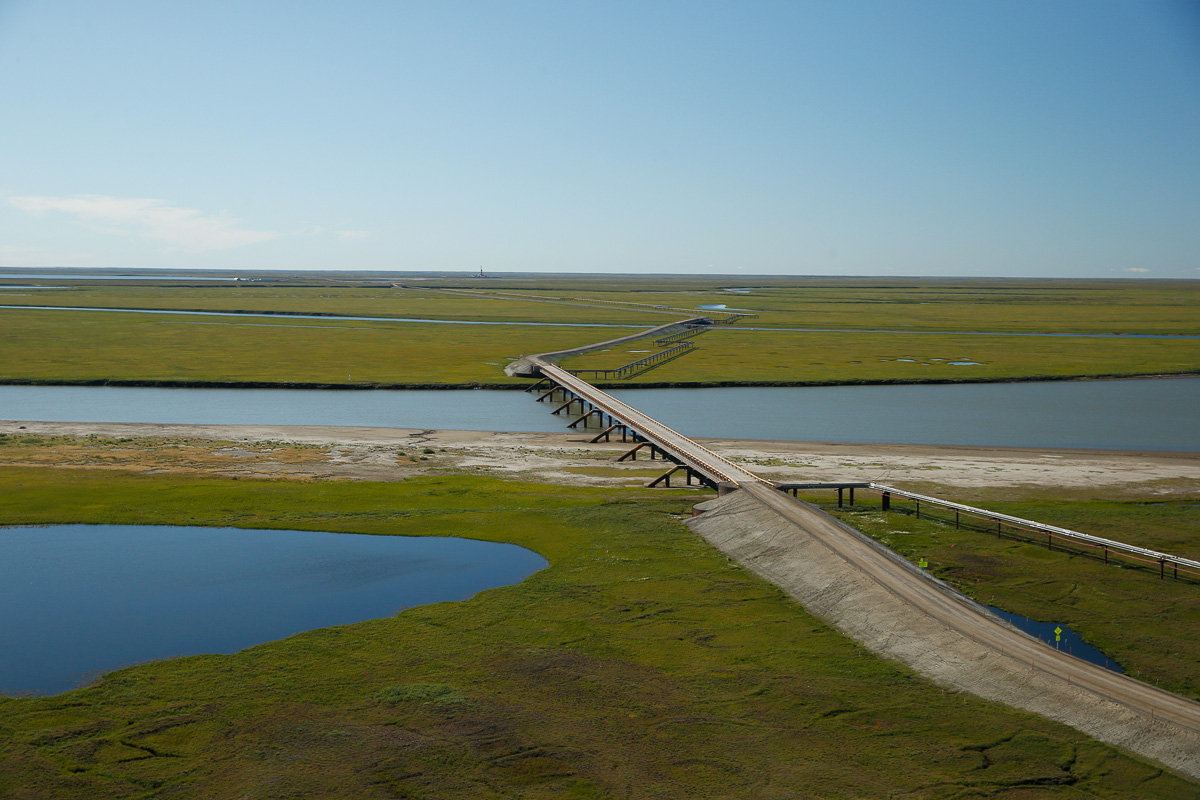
[1,0,1198,277]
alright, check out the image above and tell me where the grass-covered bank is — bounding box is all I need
[562,327,1200,385]
[4,370,1198,392]
[3,305,1197,389]
[1,468,1195,797]
[3,277,1198,334]
[806,491,1200,703]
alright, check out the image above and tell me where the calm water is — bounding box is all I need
[0,273,235,281]
[986,605,1123,672]
[0,304,638,329]
[0,524,546,696]
[615,378,1200,451]
[2,377,1196,450]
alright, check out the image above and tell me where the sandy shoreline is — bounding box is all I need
[3,419,1197,495]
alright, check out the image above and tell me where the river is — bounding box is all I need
[2,377,1196,451]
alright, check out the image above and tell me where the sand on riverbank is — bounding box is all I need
[2,420,1197,497]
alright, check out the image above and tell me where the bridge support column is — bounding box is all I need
[590,423,631,443]
[849,487,854,505]
[568,409,605,428]
[837,487,843,508]
[618,442,669,462]
[647,465,715,490]
[551,397,584,415]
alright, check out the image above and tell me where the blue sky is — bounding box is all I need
[1,0,1198,277]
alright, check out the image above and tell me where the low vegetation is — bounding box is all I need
[4,276,1198,334]
[1,467,1195,797]
[804,488,1200,701]
[561,327,1200,385]
[1,277,1196,388]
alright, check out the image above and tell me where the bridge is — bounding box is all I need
[517,334,1200,776]
[527,358,766,489]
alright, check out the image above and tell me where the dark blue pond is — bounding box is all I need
[0,524,546,696]
[986,605,1123,672]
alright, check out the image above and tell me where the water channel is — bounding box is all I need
[4,303,1200,339]
[2,377,1197,451]
[0,524,546,696]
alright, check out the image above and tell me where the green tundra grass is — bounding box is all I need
[1,286,1197,387]
[3,276,1199,333]
[0,468,1196,798]
[805,488,1200,701]
[560,327,1200,384]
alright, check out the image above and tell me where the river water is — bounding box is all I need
[0,524,546,695]
[1,377,1196,450]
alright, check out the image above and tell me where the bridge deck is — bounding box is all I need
[532,359,766,487]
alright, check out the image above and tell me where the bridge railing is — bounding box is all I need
[568,341,695,380]
[781,481,1200,582]
[654,326,709,346]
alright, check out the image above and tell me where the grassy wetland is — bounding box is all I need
[803,488,1200,701]
[1,464,1198,798]
[2,272,1198,795]
[1,275,1197,387]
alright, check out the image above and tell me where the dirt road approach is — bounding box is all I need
[689,482,1200,779]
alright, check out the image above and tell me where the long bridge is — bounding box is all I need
[527,358,765,488]
[517,331,1200,777]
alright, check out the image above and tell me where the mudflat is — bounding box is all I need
[2,420,1197,495]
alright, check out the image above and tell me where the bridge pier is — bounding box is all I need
[589,423,637,443]
[551,397,587,415]
[618,441,672,462]
[568,408,606,428]
[647,465,715,489]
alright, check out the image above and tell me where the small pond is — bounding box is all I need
[0,524,546,696]
[986,605,1123,672]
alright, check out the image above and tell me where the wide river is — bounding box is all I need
[2,377,1197,450]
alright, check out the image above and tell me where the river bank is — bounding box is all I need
[2,369,1197,391]
[4,420,1197,496]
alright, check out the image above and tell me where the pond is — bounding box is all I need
[986,605,1123,672]
[0,524,546,696]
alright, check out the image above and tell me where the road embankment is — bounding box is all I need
[687,485,1200,780]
